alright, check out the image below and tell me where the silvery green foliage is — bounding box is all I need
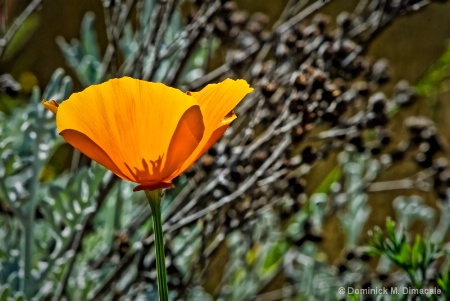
[57,0,214,87]
[0,69,72,298]
[57,12,103,86]
[336,151,378,248]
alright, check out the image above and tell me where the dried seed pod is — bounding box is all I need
[251,60,273,78]
[291,125,305,143]
[289,92,306,113]
[229,25,241,39]
[102,0,116,8]
[303,109,318,125]
[322,82,341,102]
[334,99,348,115]
[421,128,442,155]
[347,132,364,150]
[390,142,408,162]
[275,43,291,58]
[250,12,269,26]
[370,58,390,84]
[368,92,386,113]
[295,23,307,39]
[283,31,298,47]
[274,179,289,195]
[415,152,432,168]
[230,165,245,183]
[379,130,391,146]
[433,158,448,173]
[287,175,306,196]
[201,154,215,173]
[405,116,433,136]
[364,112,387,128]
[230,10,249,27]
[213,17,229,37]
[252,150,268,168]
[351,57,371,76]
[303,24,319,39]
[369,142,382,155]
[246,19,264,36]
[246,12,268,36]
[295,40,307,54]
[292,72,308,90]
[337,39,358,58]
[207,146,218,157]
[336,11,354,32]
[261,80,278,98]
[184,165,196,178]
[310,70,327,92]
[222,0,237,13]
[353,80,370,97]
[394,80,417,107]
[321,111,338,124]
[441,170,450,188]
[318,42,333,60]
[312,14,330,33]
[230,50,247,67]
[260,30,272,42]
[345,250,356,261]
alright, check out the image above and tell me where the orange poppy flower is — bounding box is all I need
[43,77,253,191]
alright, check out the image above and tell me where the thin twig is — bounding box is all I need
[165,135,292,233]
[142,0,179,80]
[100,0,135,80]
[166,0,221,85]
[0,0,42,59]
[277,0,331,35]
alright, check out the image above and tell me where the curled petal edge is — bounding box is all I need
[42,100,59,115]
[133,182,175,192]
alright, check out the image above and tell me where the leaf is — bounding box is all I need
[416,44,450,97]
[314,166,342,194]
[261,240,287,274]
[0,285,10,301]
[411,236,423,270]
[39,142,74,183]
[2,14,40,62]
[246,243,261,266]
[81,12,101,60]
[42,68,66,100]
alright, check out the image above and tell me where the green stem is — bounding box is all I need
[145,189,169,301]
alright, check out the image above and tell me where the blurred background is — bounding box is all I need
[1,0,450,300]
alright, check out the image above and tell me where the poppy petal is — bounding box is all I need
[177,79,253,173]
[162,105,204,180]
[188,78,253,130]
[196,123,229,158]
[61,129,132,181]
[56,77,199,184]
